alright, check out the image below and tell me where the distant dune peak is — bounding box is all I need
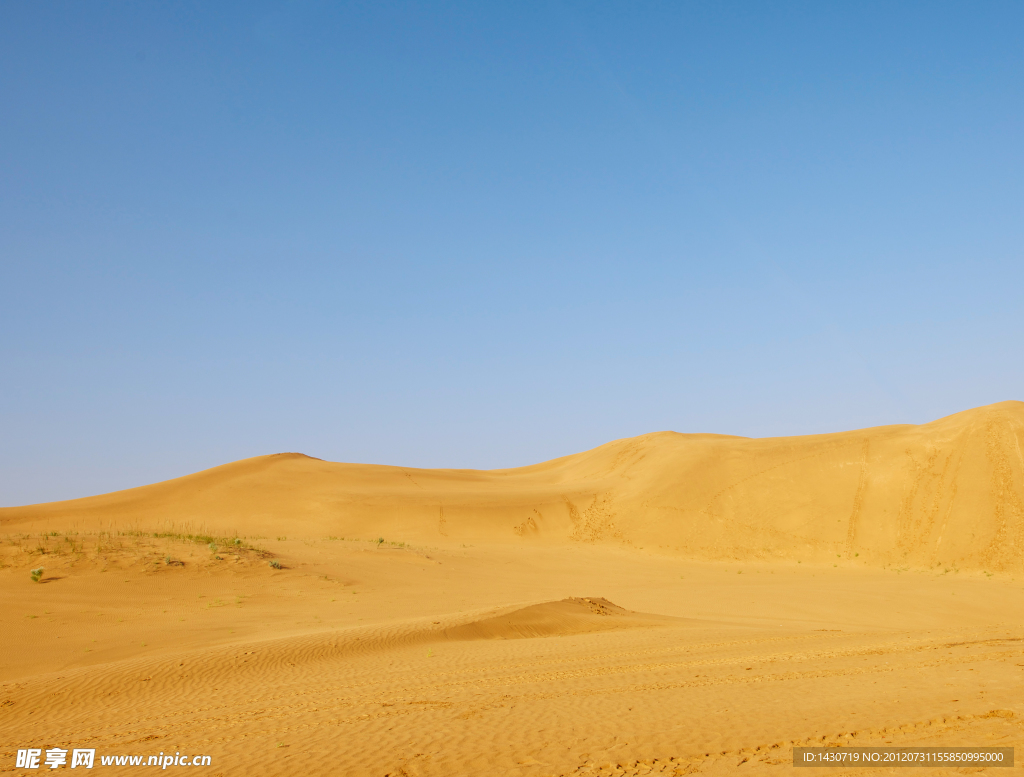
[1,401,1022,573]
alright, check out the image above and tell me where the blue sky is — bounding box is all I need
[2,1,1022,505]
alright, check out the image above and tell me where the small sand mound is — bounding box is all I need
[442,597,670,641]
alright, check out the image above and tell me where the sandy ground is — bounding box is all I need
[2,538,1023,776]
[2,402,1023,775]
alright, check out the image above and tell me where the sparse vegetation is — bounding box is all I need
[0,529,271,578]
[30,567,44,583]
[269,560,282,569]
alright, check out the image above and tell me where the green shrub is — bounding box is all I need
[30,567,43,583]
[269,560,282,569]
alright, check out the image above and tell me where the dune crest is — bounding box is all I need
[2,401,1023,572]
[442,597,676,641]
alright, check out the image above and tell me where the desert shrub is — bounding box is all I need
[269,559,282,569]
[30,567,43,583]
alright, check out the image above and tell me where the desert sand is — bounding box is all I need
[2,401,1023,776]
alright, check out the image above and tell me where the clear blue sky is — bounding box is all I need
[2,1,1022,506]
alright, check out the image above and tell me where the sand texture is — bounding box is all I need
[2,401,1024,775]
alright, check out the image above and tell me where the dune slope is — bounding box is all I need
[2,401,1022,572]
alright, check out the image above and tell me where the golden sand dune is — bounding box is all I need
[441,597,682,642]
[4,400,1022,572]
[2,403,1024,776]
